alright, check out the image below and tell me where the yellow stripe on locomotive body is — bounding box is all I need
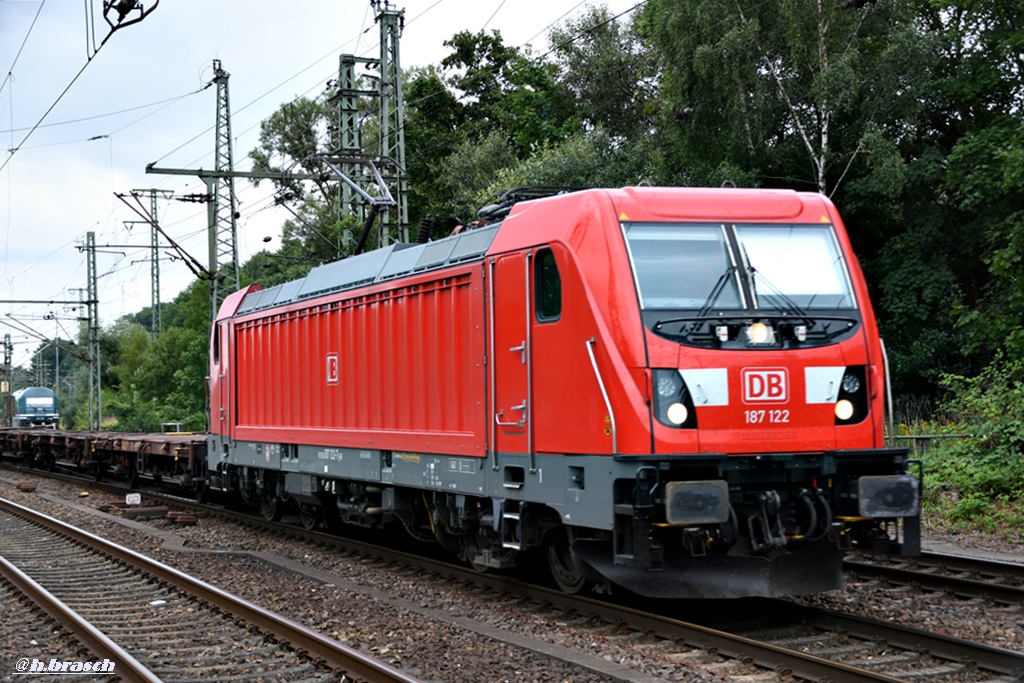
[201,186,920,599]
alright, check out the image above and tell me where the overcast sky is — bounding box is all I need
[0,0,639,366]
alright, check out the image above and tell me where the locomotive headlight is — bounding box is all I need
[652,369,697,430]
[834,366,868,425]
[744,322,775,346]
[841,371,861,394]
[835,399,855,421]
[666,402,689,425]
[657,371,683,397]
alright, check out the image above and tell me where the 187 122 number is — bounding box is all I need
[745,409,790,424]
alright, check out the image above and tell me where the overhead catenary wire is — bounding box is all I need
[0,0,47,99]
[481,0,508,31]
[10,0,628,278]
[0,87,209,136]
[149,0,465,172]
[149,0,651,254]
[0,3,158,174]
[538,0,648,59]
[8,1,655,339]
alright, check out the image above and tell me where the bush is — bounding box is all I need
[917,357,1024,539]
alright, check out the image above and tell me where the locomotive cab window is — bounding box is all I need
[624,221,861,348]
[623,222,856,311]
[534,248,562,322]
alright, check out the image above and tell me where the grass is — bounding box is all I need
[898,421,1024,544]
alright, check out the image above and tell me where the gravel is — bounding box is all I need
[789,520,1024,653]
[2,472,1021,682]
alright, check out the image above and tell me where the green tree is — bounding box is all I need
[483,129,654,198]
[440,30,581,156]
[404,31,585,231]
[404,65,473,234]
[250,96,335,200]
[640,0,929,194]
[638,0,1024,407]
[161,279,215,332]
[158,327,208,431]
[548,5,658,141]
[248,95,369,252]
[865,0,1024,398]
[104,323,158,431]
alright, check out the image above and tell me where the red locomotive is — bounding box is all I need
[203,185,920,598]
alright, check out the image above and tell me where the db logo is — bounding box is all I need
[742,368,788,403]
[326,353,339,385]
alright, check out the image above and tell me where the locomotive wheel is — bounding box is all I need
[461,537,489,572]
[547,529,587,594]
[299,504,319,530]
[259,494,282,522]
[466,548,515,572]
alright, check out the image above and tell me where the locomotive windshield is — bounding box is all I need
[739,225,855,310]
[624,222,859,347]
[624,222,855,311]
[624,223,743,309]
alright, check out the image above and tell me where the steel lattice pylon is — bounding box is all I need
[375,1,409,244]
[3,334,11,395]
[86,231,101,430]
[149,189,161,334]
[335,53,368,244]
[210,59,240,321]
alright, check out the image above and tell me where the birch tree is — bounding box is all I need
[640,0,927,195]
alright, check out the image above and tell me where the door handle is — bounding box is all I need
[495,403,527,428]
[509,341,526,363]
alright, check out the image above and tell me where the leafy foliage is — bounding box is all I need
[920,358,1024,538]
[548,5,658,141]
[249,97,334,200]
[440,30,582,155]
[482,129,655,197]
[639,0,931,194]
[38,0,1024,524]
[100,323,205,431]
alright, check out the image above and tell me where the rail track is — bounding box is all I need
[845,549,1024,606]
[239,523,1024,683]
[3,465,1023,683]
[0,496,421,683]
[0,572,95,682]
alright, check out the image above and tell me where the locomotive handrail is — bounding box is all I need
[585,337,617,454]
[524,252,535,473]
[487,259,496,469]
[881,336,895,446]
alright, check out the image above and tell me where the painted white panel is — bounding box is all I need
[805,366,846,404]
[680,368,730,406]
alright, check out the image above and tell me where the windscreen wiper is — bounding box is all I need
[696,265,737,321]
[651,265,737,339]
[748,266,813,324]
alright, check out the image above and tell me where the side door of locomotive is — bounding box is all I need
[489,252,532,456]
[213,320,232,437]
